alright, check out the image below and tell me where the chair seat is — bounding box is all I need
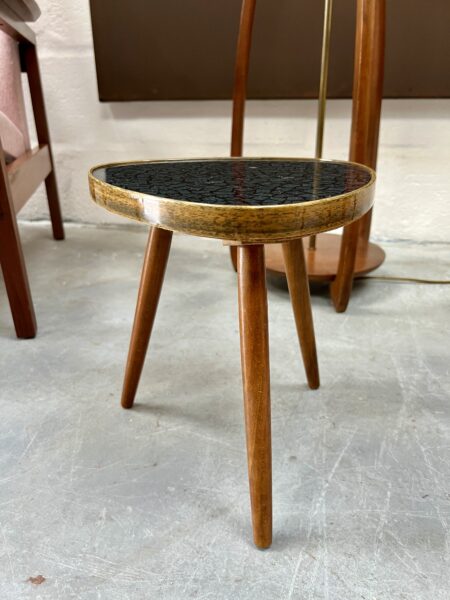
[89,158,375,244]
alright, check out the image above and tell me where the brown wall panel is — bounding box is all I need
[90,0,450,101]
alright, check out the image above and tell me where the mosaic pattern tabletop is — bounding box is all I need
[93,158,372,207]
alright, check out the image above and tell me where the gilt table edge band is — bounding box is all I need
[87,158,376,244]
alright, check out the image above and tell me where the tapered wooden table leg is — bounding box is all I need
[121,226,172,409]
[282,239,320,389]
[229,245,238,272]
[330,220,360,312]
[237,244,272,549]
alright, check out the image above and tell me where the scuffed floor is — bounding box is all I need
[0,223,449,599]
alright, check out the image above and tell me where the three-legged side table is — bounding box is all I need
[89,157,375,548]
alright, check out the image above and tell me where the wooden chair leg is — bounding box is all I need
[43,171,64,241]
[121,226,172,409]
[237,244,272,549]
[282,239,320,389]
[23,43,64,241]
[0,145,36,338]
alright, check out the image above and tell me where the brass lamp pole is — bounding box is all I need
[309,0,333,250]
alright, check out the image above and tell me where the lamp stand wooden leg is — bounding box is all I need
[282,239,320,389]
[121,227,172,409]
[330,0,385,313]
[0,146,36,338]
[237,244,272,549]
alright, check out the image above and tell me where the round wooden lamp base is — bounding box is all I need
[265,233,385,282]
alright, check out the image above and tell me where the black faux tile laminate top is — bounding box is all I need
[94,159,371,207]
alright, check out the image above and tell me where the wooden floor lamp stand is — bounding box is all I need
[230,0,386,311]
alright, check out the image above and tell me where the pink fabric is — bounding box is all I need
[0,111,26,162]
[0,29,30,160]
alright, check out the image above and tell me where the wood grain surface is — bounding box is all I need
[121,227,173,409]
[238,244,272,548]
[330,0,385,311]
[282,238,320,389]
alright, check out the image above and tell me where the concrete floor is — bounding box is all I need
[0,223,449,599]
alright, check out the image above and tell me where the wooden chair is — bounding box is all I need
[229,0,385,312]
[89,156,376,548]
[0,4,64,338]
